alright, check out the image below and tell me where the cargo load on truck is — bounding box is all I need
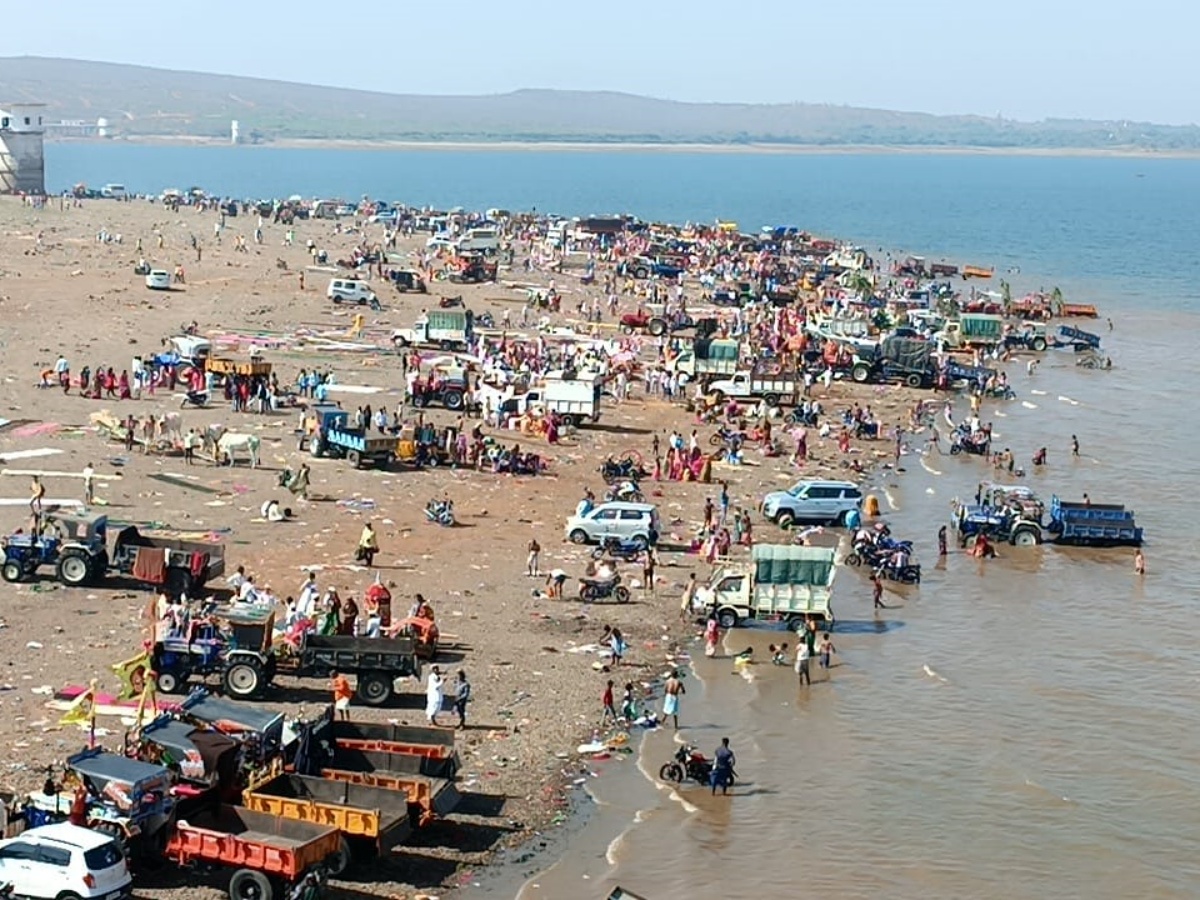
[707,544,837,630]
[391,309,474,351]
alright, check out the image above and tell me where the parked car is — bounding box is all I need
[426,232,456,250]
[565,502,660,549]
[760,480,863,527]
[326,278,378,306]
[145,270,171,290]
[370,210,399,224]
[0,822,132,899]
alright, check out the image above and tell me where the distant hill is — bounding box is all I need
[2,56,1199,151]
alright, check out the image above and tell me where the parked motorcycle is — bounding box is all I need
[876,562,922,585]
[604,480,644,503]
[438,295,465,308]
[180,389,210,409]
[846,538,914,567]
[578,574,631,604]
[424,499,455,527]
[591,536,646,562]
[659,744,732,786]
[949,427,991,456]
[599,455,649,484]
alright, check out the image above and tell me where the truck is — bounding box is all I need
[391,309,473,351]
[850,336,935,388]
[483,371,604,427]
[164,804,341,900]
[299,403,397,469]
[241,769,413,877]
[707,370,801,406]
[935,313,1004,351]
[668,337,740,385]
[706,544,837,630]
[208,608,420,704]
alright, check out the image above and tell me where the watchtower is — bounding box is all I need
[0,103,46,194]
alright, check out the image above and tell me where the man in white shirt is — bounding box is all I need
[297,572,319,618]
[226,565,248,592]
[795,641,812,686]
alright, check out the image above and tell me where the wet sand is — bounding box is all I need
[0,196,918,898]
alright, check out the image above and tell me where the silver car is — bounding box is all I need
[565,502,660,548]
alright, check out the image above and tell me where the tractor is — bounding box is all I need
[1,512,109,585]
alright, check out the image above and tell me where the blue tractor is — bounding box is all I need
[1,512,109,585]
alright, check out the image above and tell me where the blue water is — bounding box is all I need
[45,144,1200,309]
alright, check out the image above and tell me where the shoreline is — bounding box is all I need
[44,135,1200,159]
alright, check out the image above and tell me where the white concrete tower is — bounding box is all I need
[0,102,46,194]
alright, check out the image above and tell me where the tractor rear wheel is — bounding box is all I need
[223,660,265,699]
[57,552,90,586]
[357,671,394,706]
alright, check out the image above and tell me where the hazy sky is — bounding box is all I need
[3,0,1196,124]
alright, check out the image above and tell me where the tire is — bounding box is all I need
[1,561,22,583]
[851,364,871,383]
[223,660,264,699]
[615,586,631,604]
[905,373,923,388]
[569,529,590,545]
[660,762,684,783]
[327,836,353,877]
[950,445,961,455]
[357,671,394,706]
[630,535,649,551]
[775,511,796,529]
[716,608,738,630]
[165,567,192,598]
[648,318,667,337]
[347,449,362,468]
[763,393,779,407]
[591,547,606,559]
[845,554,861,567]
[786,614,805,631]
[1012,528,1040,547]
[393,336,409,349]
[709,389,725,403]
[229,868,274,900]
[58,891,84,900]
[579,586,595,603]
[332,295,343,305]
[1032,337,1047,351]
[444,391,464,411]
[309,438,323,458]
[56,552,90,586]
[634,267,649,279]
[156,668,185,695]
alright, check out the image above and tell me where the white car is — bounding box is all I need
[0,822,131,899]
[425,232,456,249]
[145,270,171,290]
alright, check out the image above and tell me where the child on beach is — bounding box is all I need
[771,643,789,666]
[620,682,637,724]
[818,634,836,670]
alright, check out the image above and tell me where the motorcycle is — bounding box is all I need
[846,537,914,567]
[604,480,644,503]
[950,430,991,456]
[599,455,649,484]
[591,536,646,562]
[180,389,210,409]
[424,499,455,527]
[659,744,732,787]
[709,427,745,447]
[876,562,922,585]
[476,312,495,329]
[438,294,465,308]
[578,574,631,604]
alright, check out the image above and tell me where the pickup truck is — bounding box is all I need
[164,804,340,900]
[707,544,838,630]
[241,770,413,876]
[391,309,473,351]
[707,370,802,406]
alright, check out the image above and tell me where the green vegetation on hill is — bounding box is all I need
[2,56,1199,151]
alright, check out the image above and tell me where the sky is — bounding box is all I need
[3,0,1197,125]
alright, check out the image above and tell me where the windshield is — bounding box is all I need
[787,483,808,497]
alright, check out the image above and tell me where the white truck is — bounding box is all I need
[707,370,803,406]
[668,337,740,385]
[484,371,603,427]
[453,228,501,254]
[708,544,837,630]
[391,310,474,352]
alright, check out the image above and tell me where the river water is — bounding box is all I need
[46,143,1200,897]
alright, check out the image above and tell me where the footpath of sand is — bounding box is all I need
[0,196,916,898]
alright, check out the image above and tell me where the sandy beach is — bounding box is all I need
[0,195,920,899]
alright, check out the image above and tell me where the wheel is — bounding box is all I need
[950,445,961,455]
[229,868,274,900]
[56,552,90,586]
[165,567,192,598]
[905,373,924,388]
[615,586,631,604]
[763,393,779,407]
[569,529,590,545]
[648,318,666,336]
[578,586,595,603]
[659,762,683,783]
[327,836,353,877]
[1032,337,1047,351]
[851,364,871,383]
[1,561,22,583]
[155,668,185,695]
[845,554,861,567]
[834,511,850,527]
[357,671,394,706]
[775,511,796,529]
[332,296,343,305]
[1011,528,1040,547]
[443,391,464,411]
[630,535,648,551]
[346,449,362,468]
[634,267,649,279]
[393,336,409,349]
[57,891,84,900]
[591,546,606,559]
[222,660,265,699]
[786,615,805,630]
[717,608,738,630]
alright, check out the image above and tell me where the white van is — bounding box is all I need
[326,278,378,306]
[101,184,126,200]
[454,228,501,254]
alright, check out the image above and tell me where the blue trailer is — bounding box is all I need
[1046,496,1143,547]
[1057,325,1101,350]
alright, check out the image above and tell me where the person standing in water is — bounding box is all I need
[1134,549,1146,576]
[661,670,686,730]
[937,525,948,557]
[1071,434,1080,457]
[711,738,736,795]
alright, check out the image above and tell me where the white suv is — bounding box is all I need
[761,479,863,528]
[0,822,132,899]
[326,278,378,306]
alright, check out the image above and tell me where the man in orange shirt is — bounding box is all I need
[331,670,353,721]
